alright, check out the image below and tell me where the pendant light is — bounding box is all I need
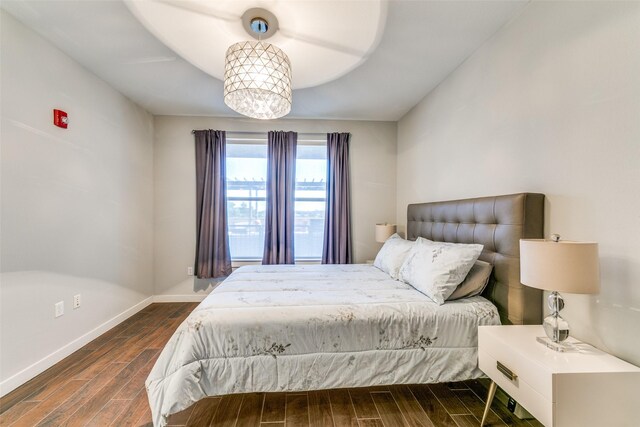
[224,10,292,120]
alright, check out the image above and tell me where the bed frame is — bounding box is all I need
[407,193,545,325]
[148,193,546,426]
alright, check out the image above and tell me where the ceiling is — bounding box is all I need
[1,0,529,121]
[125,0,386,89]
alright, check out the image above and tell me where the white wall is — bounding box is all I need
[154,116,397,296]
[0,11,155,394]
[397,2,640,365]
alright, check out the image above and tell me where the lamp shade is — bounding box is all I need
[375,224,397,243]
[224,41,292,120]
[520,239,600,294]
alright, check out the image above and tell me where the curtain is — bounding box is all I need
[194,130,232,278]
[322,132,353,264]
[263,131,297,264]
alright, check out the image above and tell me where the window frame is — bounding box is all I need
[225,133,327,263]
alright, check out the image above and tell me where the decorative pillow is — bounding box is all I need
[447,260,493,300]
[398,237,484,304]
[373,234,414,279]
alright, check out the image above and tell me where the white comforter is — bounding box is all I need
[146,264,500,426]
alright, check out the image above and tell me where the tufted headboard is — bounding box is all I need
[406,193,545,325]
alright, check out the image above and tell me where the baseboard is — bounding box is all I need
[152,294,208,303]
[0,296,154,397]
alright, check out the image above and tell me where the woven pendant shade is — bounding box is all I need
[224,41,292,120]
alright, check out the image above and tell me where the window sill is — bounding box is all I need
[231,259,322,268]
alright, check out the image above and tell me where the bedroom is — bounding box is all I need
[1,0,639,426]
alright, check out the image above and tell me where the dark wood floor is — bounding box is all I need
[0,303,543,427]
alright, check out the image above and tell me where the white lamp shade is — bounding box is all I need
[375,224,397,243]
[520,239,600,294]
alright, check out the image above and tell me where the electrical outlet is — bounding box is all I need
[55,301,64,318]
[187,266,194,276]
[73,294,81,309]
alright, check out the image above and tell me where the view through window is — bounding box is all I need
[294,144,327,260]
[226,140,327,261]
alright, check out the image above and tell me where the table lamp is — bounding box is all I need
[375,223,396,243]
[520,235,600,351]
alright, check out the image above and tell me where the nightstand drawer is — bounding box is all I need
[479,327,552,399]
[479,348,552,426]
[478,325,640,427]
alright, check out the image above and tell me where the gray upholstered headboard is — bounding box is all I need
[406,193,545,325]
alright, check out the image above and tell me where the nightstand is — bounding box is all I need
[478,325,640,427]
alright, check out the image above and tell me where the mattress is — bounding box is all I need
[146,264,500,426]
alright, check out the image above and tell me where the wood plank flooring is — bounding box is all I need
[0,303,542,427]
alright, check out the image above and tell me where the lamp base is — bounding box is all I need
[536,336,574,352]
[538,291,571,352]
[542,311,570,342]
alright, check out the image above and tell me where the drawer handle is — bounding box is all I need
[496,361,517,381]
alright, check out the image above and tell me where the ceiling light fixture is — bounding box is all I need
[224,9,292,120]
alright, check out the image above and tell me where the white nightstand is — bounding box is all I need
[478,325,640,427]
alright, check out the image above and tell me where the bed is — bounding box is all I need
[146,193,544,426]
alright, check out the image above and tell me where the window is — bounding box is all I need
[295,145,327,260]
[226,143,267,261]
[225,139,327,261]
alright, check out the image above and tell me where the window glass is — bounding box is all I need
[226,143,267,260]
[225,141,327,261]
[295,144,327,260]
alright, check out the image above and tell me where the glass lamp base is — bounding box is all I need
[536,336,574,352]
[542,312,570,342]
[539,291,571,352]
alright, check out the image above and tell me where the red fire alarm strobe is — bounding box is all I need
[53,109,69,129]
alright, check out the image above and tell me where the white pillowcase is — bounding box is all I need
[398,237,484,304]
[373,233,414,279]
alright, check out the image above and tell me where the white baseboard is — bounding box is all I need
[0,296,154,397]
[152,294,208,303]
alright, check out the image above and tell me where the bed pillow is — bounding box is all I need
[398,237,484,304]
[373,233,414,279]
[447,260,493,301]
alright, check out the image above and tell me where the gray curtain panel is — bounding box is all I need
[322,132,353,264]
[194,130,232,278]
[263,131,297,264]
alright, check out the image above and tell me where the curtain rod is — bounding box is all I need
[190,130,327,136]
